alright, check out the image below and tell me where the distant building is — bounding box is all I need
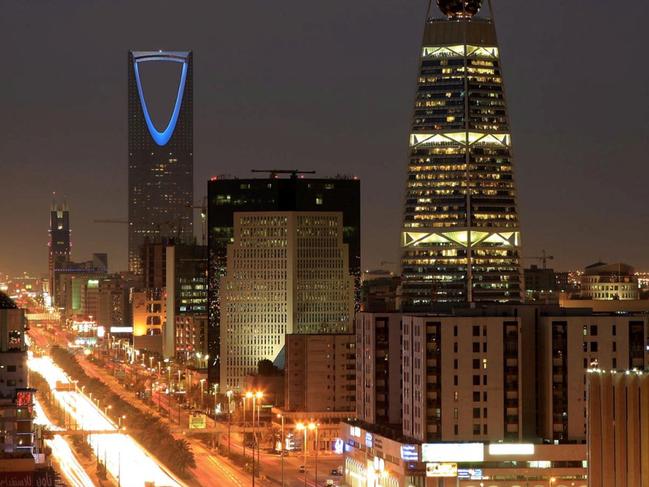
[207,173,361,384]
[132,288,166,354]
[220,212,354,390]
[165,243,207,359]
[587,370,649,487]
[133,241,207,359]
[128,51,193,274]
[48,200,70,306]
[0,293,35,456]
[95,275,131,329]
[580,262,639,300]
[360,271,400,312]
[55,254,108,319]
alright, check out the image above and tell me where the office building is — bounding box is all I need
[355,313,403,429]
[48,200,71,307]
[207,173,360,384]
[587,370,649,487]
[579,262,639,300]
[0,293,35,456]
[400,0,523,310]
[128,51,193,274]
[165,243,207,359]
[220,211,354,390]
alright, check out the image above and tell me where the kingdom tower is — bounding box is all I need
[401,0,523,310]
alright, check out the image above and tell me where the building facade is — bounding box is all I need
[128,51,193,274]
[284,333,356,413]
[579,262,639,300]
[0,293,35,456]
[400,2,523,310]
[207,173,360,384]
[537,313,649,442]
[355,313,403,429]
[587,370,649,487]
[220,211,354,390]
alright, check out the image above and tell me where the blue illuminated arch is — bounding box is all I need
[133,55,188,146]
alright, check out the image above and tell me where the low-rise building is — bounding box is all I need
[580,262,639,300]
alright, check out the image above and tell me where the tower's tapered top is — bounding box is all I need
[436,0,482,19]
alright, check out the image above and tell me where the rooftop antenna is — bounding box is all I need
[251,169,316,179]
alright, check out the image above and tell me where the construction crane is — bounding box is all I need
[93,219,128,224]
[251,169,316,179]
[523,249,554,269]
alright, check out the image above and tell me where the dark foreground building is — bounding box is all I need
[401,0,523,310]
[128,51,194,274]
[207,172,360,384]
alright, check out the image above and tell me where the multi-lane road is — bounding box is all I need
[30,355,184,487]
[29,325,345,486]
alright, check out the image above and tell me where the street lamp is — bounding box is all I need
[199,379,206,411]
[295,422,308,487]
[226,390,233,454]
[277,413,285,487]
[308,422,319,486]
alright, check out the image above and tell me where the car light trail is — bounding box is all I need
[30,356,184,487]
[33,398,94,487]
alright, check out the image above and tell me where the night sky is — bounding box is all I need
[2,1,648,277]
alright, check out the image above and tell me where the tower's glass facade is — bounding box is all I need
[401,5,523,310]
[128,51,193,274]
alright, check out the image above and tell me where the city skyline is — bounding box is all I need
[3,1,649,276]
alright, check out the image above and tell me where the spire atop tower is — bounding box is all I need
[436,0,482,19]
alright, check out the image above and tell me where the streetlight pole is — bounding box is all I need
[278,413,285,487]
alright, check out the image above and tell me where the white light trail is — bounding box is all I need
[33,398,94,487]
[30,356,184,487]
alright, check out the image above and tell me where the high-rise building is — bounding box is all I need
[128,51,193,274]
[207,173,360,384]
[401,1,523,310]
[220,211,355,390]
[48,200,71,306]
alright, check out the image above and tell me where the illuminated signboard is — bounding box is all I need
[189,413,207,429]
[350,425,361,438]
[401,444,419,462]
[110,326,134,334]
[333,438,344,455]
[426,463,458,478]
[458,468,483,480]
[97,326,106,338]
[422,443,484,462]
[488,443,535,455]
[365,432,373,448]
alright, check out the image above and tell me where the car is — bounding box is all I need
[330,468,341,476]
[325,481,335,487]
[298,465,306,473]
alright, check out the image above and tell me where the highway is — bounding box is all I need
[33,399,95,487]
[29,355,185,487]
